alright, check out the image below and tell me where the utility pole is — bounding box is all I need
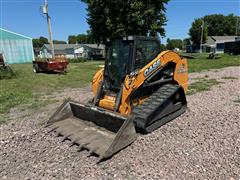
[42,0,55,58]
[236,16,239,36]
[200,20,204,53]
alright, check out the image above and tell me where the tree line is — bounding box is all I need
[80,1,239,47]
[33,0,239,50]
[68,30,95,44]
[32,37,67,48]
[164,14,239,50]
[33,0,170,48]
[189,14,239,45]
[32,33,94,48]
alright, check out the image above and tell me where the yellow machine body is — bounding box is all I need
[92,50,188,115]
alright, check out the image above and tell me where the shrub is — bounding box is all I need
[67,58,87,63]
[0,66,16,80]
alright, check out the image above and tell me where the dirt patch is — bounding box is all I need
[188,66,240,84]
[0,67,240,179]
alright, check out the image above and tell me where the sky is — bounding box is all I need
[1,0,240,44]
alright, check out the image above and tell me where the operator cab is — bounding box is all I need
[105,36,161,90]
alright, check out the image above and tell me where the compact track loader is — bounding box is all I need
[47,36,188,161]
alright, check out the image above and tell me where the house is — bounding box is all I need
[0,28,34,64]
[186,36,240,53]
[40,44,105,59]
[224,38,240,55]
[204,36,239,53]
[71,44,105,59]
[33,47,41,57]
[39,44,77,58]
[186,45,201,53]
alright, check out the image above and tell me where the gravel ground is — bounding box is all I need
[0,67,240,179]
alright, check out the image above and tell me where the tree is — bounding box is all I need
[32,39,40,48]
[68,33,95,44]
[81,0,170,44]
[203,14,239,36]
[77,34,87,43]
[188,14,240,45]
[182,38,191,50]
[86,30,95,43]
[68,35,78,44]
[189,18,208,45]
[160,44,167,51]
[166,38,183,50]
[32,36,49,48]
[53,40,67,44]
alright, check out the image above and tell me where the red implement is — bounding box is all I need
[32,58,69,73]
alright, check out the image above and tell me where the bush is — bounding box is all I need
[67,58,88,63]
[34,57,49,61]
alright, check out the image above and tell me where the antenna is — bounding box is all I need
[41,0,55,58]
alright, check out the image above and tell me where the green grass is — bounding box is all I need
[0,61,103,114]
[0,67,16,80]
[187,53,240,73]
[222,76,238,80]
[188,78,222,95]
[0,115,7,124]
[0,53,239,121]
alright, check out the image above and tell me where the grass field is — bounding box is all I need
[0,54,239,118]
[187,53,240,72]
[188,78,222,95]
[0,61,103,115]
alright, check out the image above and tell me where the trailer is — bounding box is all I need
[32,58,68,73]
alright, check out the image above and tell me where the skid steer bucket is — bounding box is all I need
[47,100,137,161]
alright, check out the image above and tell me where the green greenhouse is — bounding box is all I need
[0,28,34,64]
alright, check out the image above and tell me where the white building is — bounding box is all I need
[203,36,239,53]
[40,44,105,59]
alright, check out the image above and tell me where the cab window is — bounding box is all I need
[134,40,160,69]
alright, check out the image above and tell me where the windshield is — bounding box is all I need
[105,39,133,89]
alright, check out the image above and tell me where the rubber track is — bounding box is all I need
[132,84,180,130]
